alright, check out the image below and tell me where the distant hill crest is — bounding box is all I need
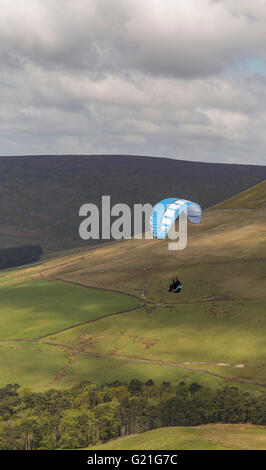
[212,180,266,209]
[0,155,266,251]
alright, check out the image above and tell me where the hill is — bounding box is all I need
[88,424,266,450]
[0,182,265,390]
[0,155,266,251]
[213,180,266,208]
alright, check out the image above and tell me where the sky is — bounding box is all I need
[1,0,266,164]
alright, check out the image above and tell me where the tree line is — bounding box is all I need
[0,245,43,270]
[0,380,265,450]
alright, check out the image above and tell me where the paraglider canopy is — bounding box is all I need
[150,198,202,239]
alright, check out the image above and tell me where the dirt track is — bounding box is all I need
[54,276,148,303]
[35,303,146,340]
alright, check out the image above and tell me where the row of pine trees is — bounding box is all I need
[0,245,43,270]
[0,380,265,449]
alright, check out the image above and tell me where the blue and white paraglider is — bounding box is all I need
[150,198,202,293]
[150,198,202,240]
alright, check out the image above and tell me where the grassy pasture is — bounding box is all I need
[0,184,265,391]
[88,424,266,450]
[41,204,266,387]
[57,354,228,390]
[46,300,266,385]
[0,340,260,391]
[0,342,66,389]
[0,339,232,391]
[0,279,141,339]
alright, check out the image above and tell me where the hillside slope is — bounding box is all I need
[0,155,266,251]
[88,424,266,450]
[0,182,265,390]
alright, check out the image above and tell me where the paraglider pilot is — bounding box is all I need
[169,276,182,293]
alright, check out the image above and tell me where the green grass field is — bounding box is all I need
[87,424,266,450]
[0,342,66,389]
[55,354,230,390]
[0,279,141,339]
[1,340,238,391]
[47,300,266,384]
[0,182,265,391]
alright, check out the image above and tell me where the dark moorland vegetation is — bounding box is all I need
[1,155,266,250]
[0,245,43,270]
[1,380,266,450]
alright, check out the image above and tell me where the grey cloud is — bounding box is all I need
[0,0,266,164]
[1,0,266,79]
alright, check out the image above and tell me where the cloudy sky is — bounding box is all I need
[1,0,266,164]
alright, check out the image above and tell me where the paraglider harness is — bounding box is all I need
[169,276,182,293]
